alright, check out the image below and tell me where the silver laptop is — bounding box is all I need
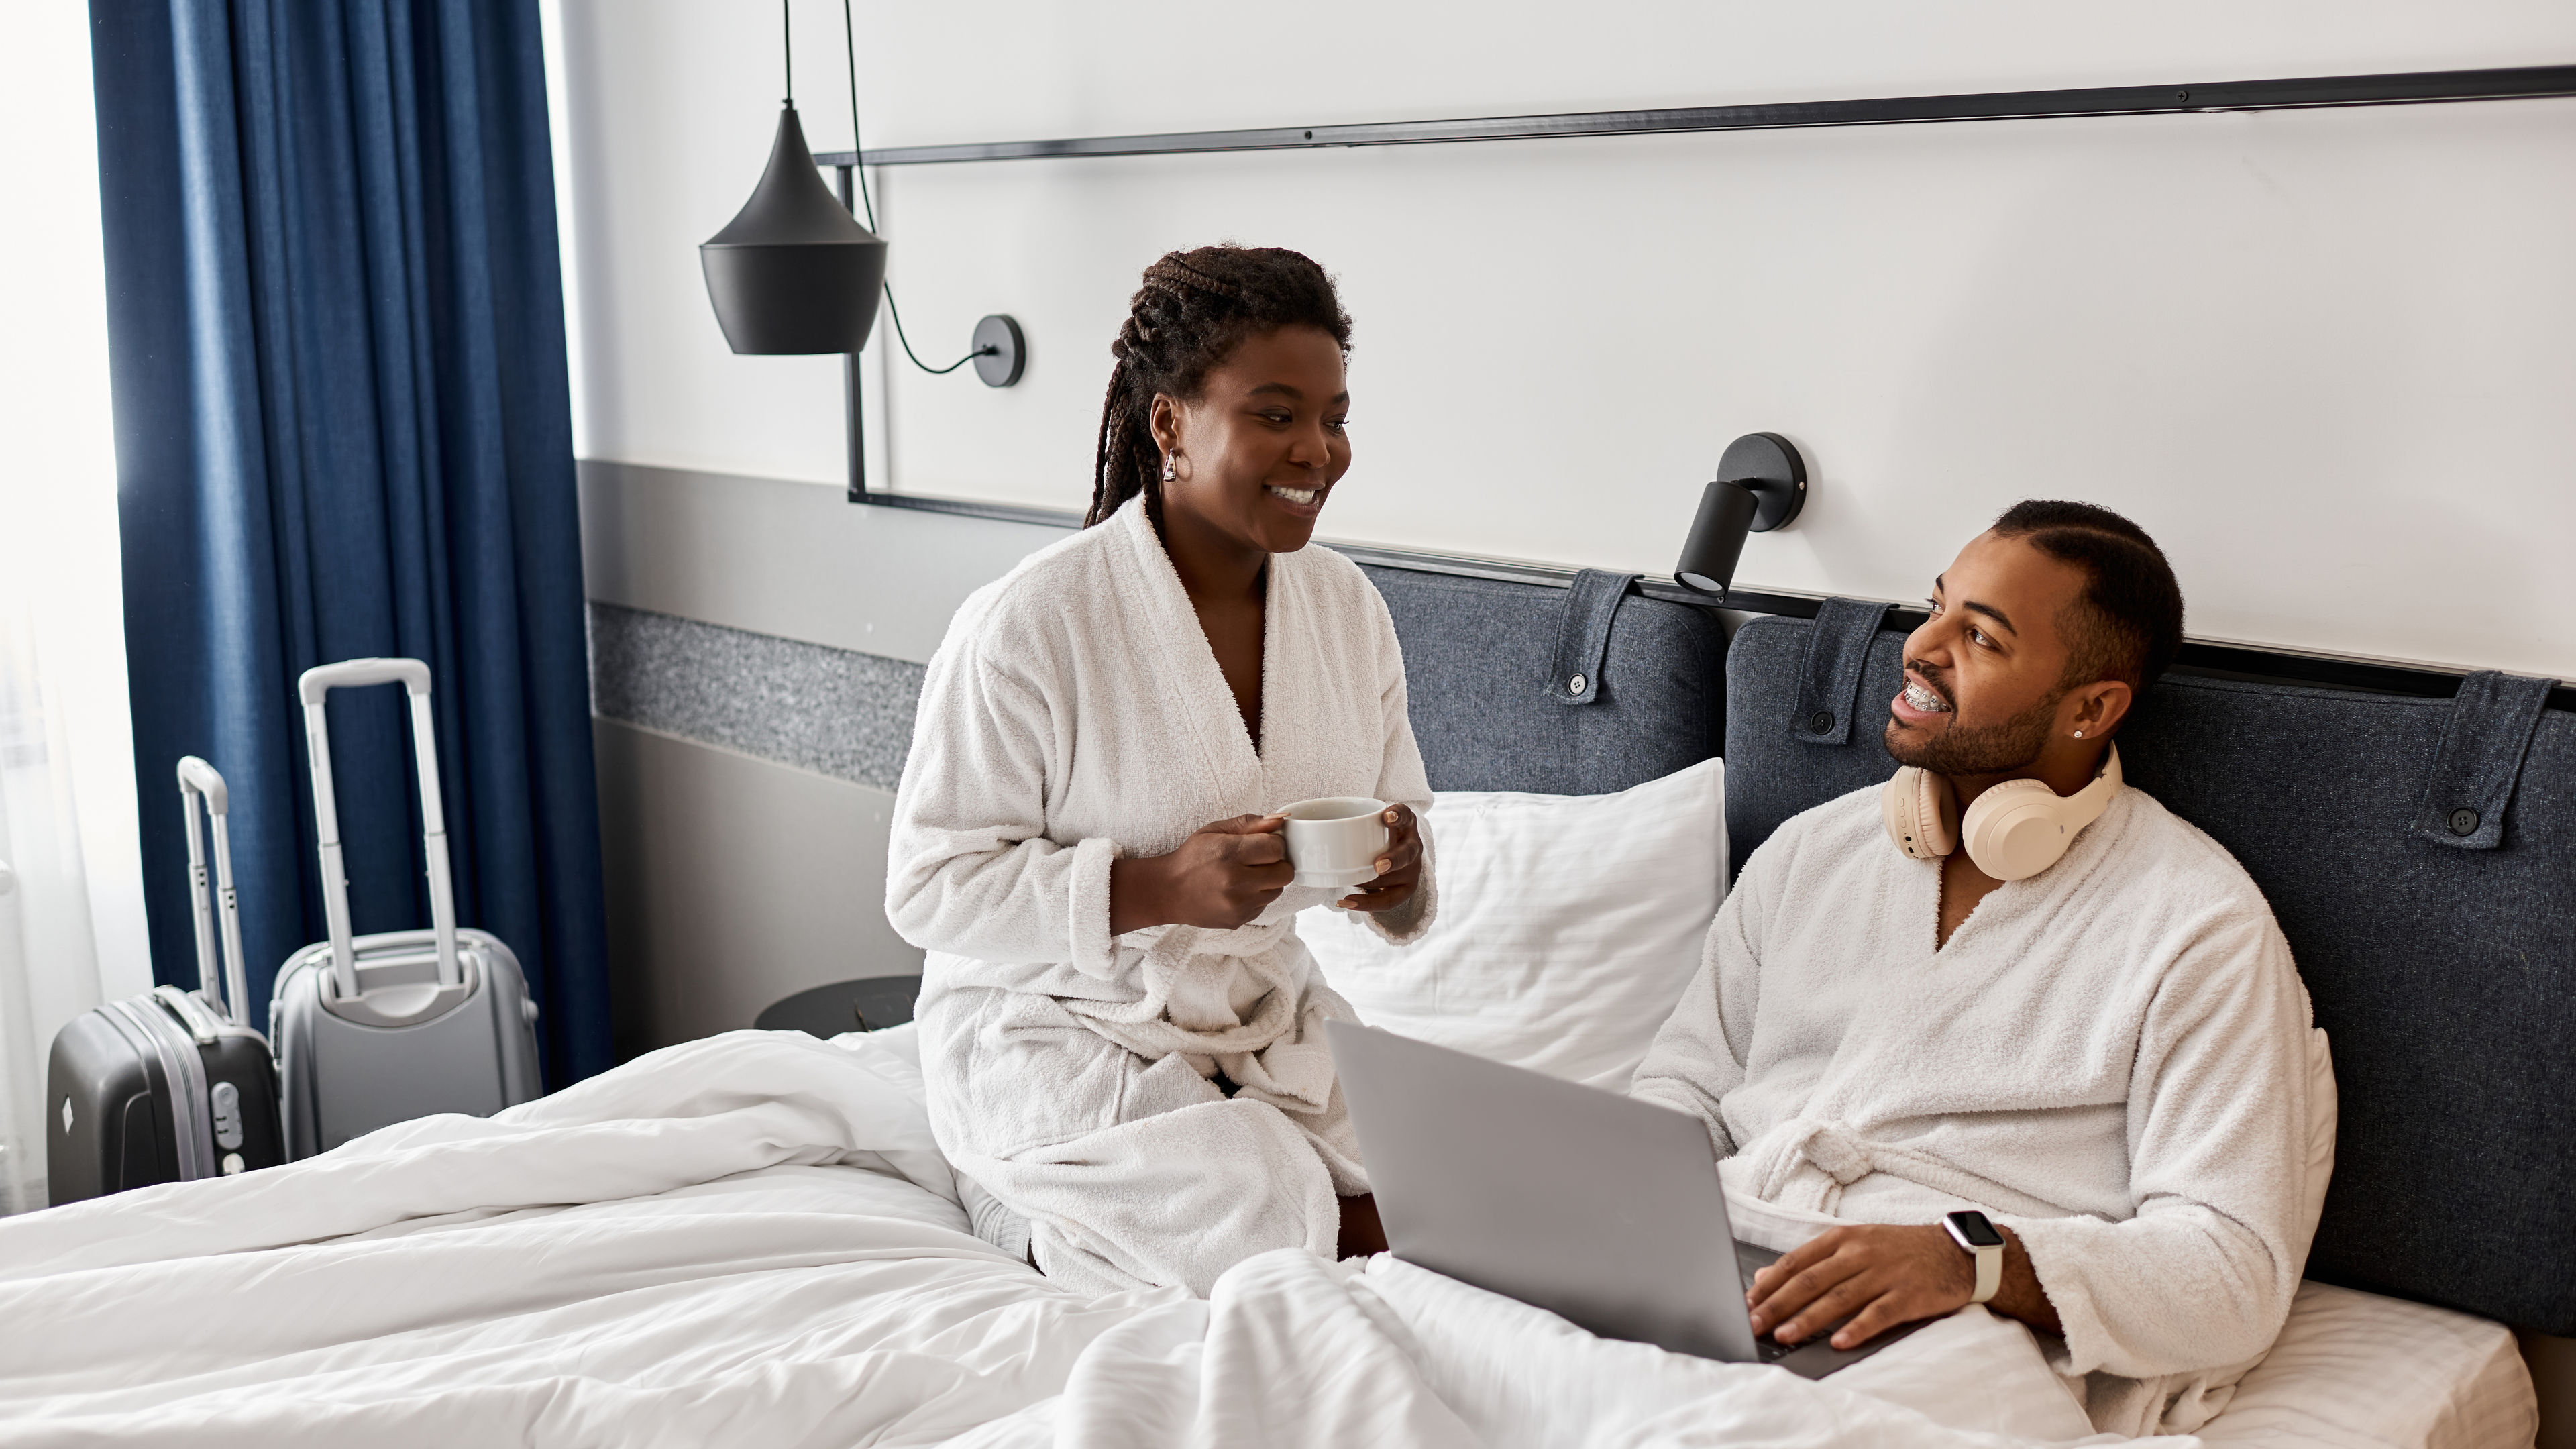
[1328,1020,1924,1379]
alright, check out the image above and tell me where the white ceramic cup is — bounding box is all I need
[1279,796,1391,889]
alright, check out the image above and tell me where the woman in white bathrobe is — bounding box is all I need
[886,246,1438,1297]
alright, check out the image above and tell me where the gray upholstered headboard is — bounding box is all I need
[1366,561,2575,1336]
[1360,564,1723,794]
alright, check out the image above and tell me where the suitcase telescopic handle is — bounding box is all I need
[176,757,252,1026]
[296,659,460,1000]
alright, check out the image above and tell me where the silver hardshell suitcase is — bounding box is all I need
[269,658,541,1159]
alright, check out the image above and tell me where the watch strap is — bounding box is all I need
[1969,1244,2002,1305]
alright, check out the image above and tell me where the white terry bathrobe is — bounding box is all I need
[887,496,1436,1297]
[1631,782,2324,1436]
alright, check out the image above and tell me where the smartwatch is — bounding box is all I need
[1943,1210,2004,1305]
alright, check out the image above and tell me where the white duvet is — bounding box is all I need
[0,1028,2284,1446]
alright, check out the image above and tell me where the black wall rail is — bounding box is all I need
[818,64,2576,168]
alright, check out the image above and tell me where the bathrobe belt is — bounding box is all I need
[1059,918,1343,1116]
[1743,1117,2068,1220]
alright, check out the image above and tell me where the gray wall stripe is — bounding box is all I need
[588,602,924,792]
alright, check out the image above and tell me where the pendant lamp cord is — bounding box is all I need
[782,0,792,105]
[841,0,988,375]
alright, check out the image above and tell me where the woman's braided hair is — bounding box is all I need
[1086,245,1352,528]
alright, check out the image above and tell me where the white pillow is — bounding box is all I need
[1301,759,1726,1089]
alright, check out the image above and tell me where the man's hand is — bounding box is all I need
[1334,804,1422,914]
[1109,815,1294,933]
[1746,1222,2061,1350]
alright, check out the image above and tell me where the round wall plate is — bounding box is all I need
[973,314,1026,387]
[1715,431,1807,532]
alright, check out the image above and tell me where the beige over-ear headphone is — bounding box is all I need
[1882,743,2123,881]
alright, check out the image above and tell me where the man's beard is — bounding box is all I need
[1883,683,2062,776]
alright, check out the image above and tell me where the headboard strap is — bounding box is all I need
[2410,669,2553,851]
[1790,598,1894,745]
[1545,570,1636,707]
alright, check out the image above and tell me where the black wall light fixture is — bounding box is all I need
[701,0,1024,494]
[1674,433,1807,599]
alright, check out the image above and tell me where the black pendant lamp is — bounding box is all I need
[700,7,887,354]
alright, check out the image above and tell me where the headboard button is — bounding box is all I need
[2448,807,2480,837]
[1809,710,1834,733]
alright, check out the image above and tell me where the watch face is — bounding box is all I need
[1948,1210,2005,1248]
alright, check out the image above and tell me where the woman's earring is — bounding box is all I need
[1160,454,1175,483]
[2074,730,2086,739]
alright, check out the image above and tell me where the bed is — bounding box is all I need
[0,560,2560,1447]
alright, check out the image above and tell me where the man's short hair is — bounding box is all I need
[1989,500,2185,692]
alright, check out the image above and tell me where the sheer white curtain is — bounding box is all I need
[0,614,105,1214]
[0,1,151,1213]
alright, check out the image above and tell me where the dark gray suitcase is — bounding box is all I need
[268,659,542,1159]
[44,758,284,1203]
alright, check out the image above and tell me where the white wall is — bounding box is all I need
[554,0,2576,680]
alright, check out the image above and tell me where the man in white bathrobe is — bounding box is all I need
[1631,501,2322,1428]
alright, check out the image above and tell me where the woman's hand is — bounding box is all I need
[1109,814,1294,933]
[1336,804,1421,914]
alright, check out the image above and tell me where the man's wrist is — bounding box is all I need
[1988,1226,2063,1335]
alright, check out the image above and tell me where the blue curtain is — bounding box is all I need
[90,0,612,1085]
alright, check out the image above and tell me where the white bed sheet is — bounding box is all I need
[0,1024,2531,1448]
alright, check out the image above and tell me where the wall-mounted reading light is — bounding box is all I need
[1674,432,1807,598]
